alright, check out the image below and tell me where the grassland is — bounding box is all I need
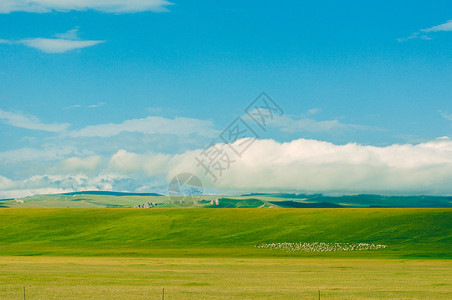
[0,208,450,258]
[0,257,451,299]
[0,208,450,299]
[0,194,167,208]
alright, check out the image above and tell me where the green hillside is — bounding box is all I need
[0,208,450,258]
[1,192,450,208]
[0,194,167,208]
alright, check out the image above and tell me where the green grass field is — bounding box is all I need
[0,257,450,299]
[0,194,168,208]
[0,208,450,258]
[0,208,450,299]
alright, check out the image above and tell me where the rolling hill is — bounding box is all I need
[1,191,451,208]
[0,208,450,258]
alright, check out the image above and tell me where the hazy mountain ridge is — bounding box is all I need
[0,191,451,208]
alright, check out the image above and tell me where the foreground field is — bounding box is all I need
[1,208,451,299]
[0,208,450,258]
[0,257,450,299]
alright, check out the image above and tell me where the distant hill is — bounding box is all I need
[240,193,271,197]
[0,191,450,208]
[270,201,344,208]
[243,193,452,208]
[0,193,166,208]
[61,191,163,197]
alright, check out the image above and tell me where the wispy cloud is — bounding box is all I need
[0,146,79,163]
[68,116,219,138]
[0,28,104,53]
[397,32,431,42]
[109,150,170,177]
[398,20,452,42]
[54,28,79,40]
[0,0,172,14]
[306,108,321,116]
[0,108,69,132]
[59,156,102,173]
[439,110,452,122]
[64,102,106,110]
[87,103,106,108]
[422,20,452,33]
[260,110,367,133]
[20,38,103,53]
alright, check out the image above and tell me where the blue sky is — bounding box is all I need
[0,0,451,198]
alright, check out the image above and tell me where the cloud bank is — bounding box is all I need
[163,137,452,195]
[0,0,172,14]
[1,137,452,198]
[1,106,451,197]
[0,174,124,199]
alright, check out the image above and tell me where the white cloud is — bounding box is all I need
[0,0,172,14]
[0,175,73,198]
[0,146,78,163]
[0,108,70,132]
[109,150,170,176]
[59,156,102,173]
[421,20,452,33]
[0,175,15,190]
[439,110,452,122]
[0,173,129,198]
[306,108,321,115]
[166,137,452,195]
[18,38,104,53]
[55,28,80,40]
[1,28,104,53]
[64,102,106,110]
[68,116,219,138]
[3,137,452,198]
[87,102,106,108]
[0,187,72,199]
[265,114,366,133]
[398,20,452,42]
[397,32,432,42]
